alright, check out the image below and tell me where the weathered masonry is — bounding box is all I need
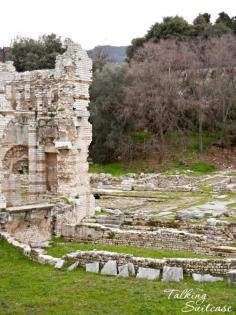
[0,41,95,245]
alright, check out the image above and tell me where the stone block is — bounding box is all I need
[227,269,236,287]
[55,259,66,269]
[101,260,117,276]
[118,263,135,277]
[67,261,79,271]
[86,261,100,273]
[136,267,160,280]
[162,266,183,282]
[192,273,223,282]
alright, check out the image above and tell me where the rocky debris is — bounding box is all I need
[213,183,236,193]
[162,266,183,282]
[103,208,123,216]
[54,259,66,269]
[176,200,230,221]
[136,267,160,280]
[90,173,200,190]
[121,179,135,191]
[207,218,229,226]
[133,184,156,191]
[95,206,102,212]
[176,210,205,220]
[118,263,135,277]
[191,187,203,194]
[192,273,223,282]
[215,195,228,199]
[101,260,117,276]
[67,261,79,271]
[86,261,100,273]
[157,211,173,217]
[227,269,236,287]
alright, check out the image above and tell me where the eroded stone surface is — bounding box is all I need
[86,261,100,273]
[118,263,135,277]
[192,273,223,282]
[101,260,117,276]
[67,261,79,271]
[0,41,95,244]
[162,266,183,282]
[136,267,160,280]
[227,269,236,287]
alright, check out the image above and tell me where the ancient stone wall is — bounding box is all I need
[0,42,95,243]
[63,250,236,275]
[61,223,236,257]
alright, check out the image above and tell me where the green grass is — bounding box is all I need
[227,202,236,208]
[165,160,217,176]
[190,162,216,173]
[0,240,235,315]
[89,160,217,177]
[89,161,154,176]
[46,239,219,259]
[228,172,236,176]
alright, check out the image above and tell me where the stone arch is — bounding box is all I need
[2,145,29,206]
[3,145,28,176]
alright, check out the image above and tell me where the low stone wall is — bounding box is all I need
[62,223,234,257]
[64,250,236,275]
[1,230,235,277]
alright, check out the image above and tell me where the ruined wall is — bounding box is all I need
[61,223,236,257]
[0,42,95,243]
[63,250,236,275]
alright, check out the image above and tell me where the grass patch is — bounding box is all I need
[228,172,236,176]
[190,162,216,173]
[0,240,235,315]
[46,240,219,259]
[227,202,236,208]
[89,160,156,176]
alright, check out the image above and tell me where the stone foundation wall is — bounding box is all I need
[64,250,236,275]
[62,223,235,257]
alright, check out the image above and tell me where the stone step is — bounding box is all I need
[83,218,97,223]
[95,219,122,225]
[102,224,121,228]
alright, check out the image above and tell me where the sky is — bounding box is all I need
[1,0,235,49]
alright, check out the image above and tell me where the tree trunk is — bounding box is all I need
[198,108,203,153]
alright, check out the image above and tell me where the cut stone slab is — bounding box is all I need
[192,273,223,282]
[136,267,160,280]
[227,269,236,287]
[162,266,183,282]
[118,263,135,277]
[67,261,79,271]
[207,218,229,226]
[86,261,100,273]
[55,259,66,269]
[101,260,117,276]
[121,179,134,191]
[157,211,173,217]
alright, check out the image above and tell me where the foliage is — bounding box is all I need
[127,12,236,59]
[11,33,65,71]
[89,63,134,163]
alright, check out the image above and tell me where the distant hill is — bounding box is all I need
[0,45,128,65]
[88,45,127,63]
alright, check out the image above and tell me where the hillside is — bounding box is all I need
[88,45,127,63]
